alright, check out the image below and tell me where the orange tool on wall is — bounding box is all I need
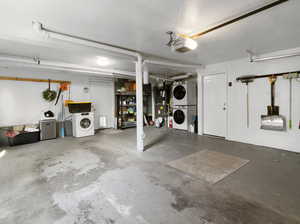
[55,82,70,106]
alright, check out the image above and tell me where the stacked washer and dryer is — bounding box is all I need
[172,80,197,131]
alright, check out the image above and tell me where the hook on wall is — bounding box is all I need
[33,56,41,65]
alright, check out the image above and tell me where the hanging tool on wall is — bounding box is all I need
[61,90,65,138]
[261,76,286,131]
[237,70,300,131]
[283,73,299,129]
[43,79,57,102]
[64,84,73,106]
[54,82,70,138]
[55,82,69,105]
[240,76,254,128]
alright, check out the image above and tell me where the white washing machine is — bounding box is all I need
[72,112,95,137]
[173,106,196,130]
[172,80,197,106]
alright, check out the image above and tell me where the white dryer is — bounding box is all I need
[72,112,95,137]
[172,80,196,106]
[173,106,196,130]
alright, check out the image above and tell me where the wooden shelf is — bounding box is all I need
[116,92,136,96]
[121,121,136,129]
[116,92,152,96]
[0,76,71,84]
[120,104,136,107]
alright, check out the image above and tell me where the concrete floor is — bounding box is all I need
[0,127,299,224]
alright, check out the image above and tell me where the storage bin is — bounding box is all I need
[68,102,92,113]
[8,131,40,146]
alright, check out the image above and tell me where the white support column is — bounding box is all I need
[151,84,156,121]
[136,56,144,152]
[197,69,204,135]
[143,63,149,84]
[112,77,117,129]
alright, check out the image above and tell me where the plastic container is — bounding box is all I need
[8,131,40,146]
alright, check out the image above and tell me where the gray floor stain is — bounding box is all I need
[40,149,103,180]
[168,186,297,224]
[0,128,299,224]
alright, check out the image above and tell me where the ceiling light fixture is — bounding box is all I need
[97,57,111,66]
[181,38,198,50]
[166,31,198,53]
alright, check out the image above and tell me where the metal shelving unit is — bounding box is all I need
[116,93,137,129]
[115,78,152,129]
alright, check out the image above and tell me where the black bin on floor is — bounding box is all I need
[8,131,40,146]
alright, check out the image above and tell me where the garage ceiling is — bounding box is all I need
[0,0,299,74]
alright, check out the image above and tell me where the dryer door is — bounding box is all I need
[80,118,92,130]
[173,85,186,100]
[174,109,185,124]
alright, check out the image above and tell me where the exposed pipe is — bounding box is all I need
[0,55,136,76]
[44,61,134,76]
[32,22,201,71]
[23,63,113,76]
[0,55,34,64]
[247,50,300,62]
[144,60,199,82]
[144,59,201,69]
[170,73,194,80]
[149,75,173,82]
[32,21,140,59]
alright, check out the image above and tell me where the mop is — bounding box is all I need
[241,77,254,128]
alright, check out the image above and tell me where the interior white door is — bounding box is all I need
[203,74,227,137]
[90,82,114,129]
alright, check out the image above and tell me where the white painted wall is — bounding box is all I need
[198,47,300,153]
[0,67,114,129]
